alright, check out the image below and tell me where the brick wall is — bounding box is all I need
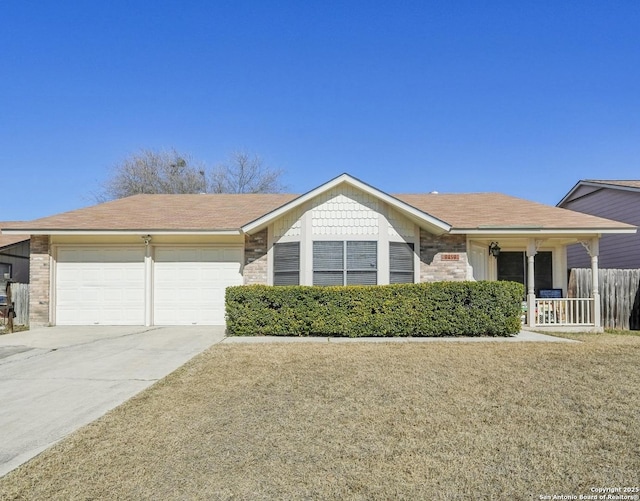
[29,235,51,326]
[419,231,471,282]
[244,229,268,284]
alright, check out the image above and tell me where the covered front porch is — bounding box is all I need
[467,236,602,331]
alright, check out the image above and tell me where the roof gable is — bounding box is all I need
[558,180,640,206]
[242,173,451,235]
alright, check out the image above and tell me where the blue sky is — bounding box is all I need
[2,1,639,220]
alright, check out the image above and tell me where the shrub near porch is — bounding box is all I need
[225,281,524,337]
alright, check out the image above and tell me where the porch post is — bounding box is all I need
[526,239,537,328]
[144,237,153,327]
[590,237,601,329]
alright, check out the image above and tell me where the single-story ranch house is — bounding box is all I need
[2,174,635,330]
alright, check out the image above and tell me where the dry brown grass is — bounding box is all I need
[2,334,640,500]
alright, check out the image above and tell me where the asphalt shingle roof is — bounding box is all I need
[0,192,633,232]
[1,194,298,231]
[395,192,632,230]
[583,180,640,190]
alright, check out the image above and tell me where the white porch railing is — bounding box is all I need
[535,298,595,326]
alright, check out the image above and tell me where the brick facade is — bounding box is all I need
[29,235,51,327]
[243,229,473,286]
[244,229,268,284]
[419,231,472,282]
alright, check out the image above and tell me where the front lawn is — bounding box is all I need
[1,334,639,500]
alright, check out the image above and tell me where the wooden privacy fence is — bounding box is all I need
[4,283,29,326]
[569,268,640,330]
[13,283,29,325]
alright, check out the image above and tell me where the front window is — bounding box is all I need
[390,242,414,283]
[313,241,377,286]
[273,242,300,285]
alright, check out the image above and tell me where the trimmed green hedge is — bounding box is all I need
[225,281,524,337]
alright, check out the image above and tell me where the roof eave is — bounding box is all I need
[0,229,243,236]
[451,227,637,235]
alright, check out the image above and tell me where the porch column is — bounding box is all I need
[526,239,537,328]
[144,237,153,327]
[590,237,601,329]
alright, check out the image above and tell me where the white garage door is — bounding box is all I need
[56,247,145,325]
[153,247,243,325]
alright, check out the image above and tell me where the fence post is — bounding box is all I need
[6,281,14,332]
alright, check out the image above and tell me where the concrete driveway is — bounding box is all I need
[0,325,225,478]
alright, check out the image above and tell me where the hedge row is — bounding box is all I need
[225,281,524,337]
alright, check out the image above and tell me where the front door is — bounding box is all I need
[469,243,488,280]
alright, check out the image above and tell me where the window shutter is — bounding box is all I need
[390,242,414,284]
[346,271,377,285]
[314,271,345,286]
[313,240,378,286]
[346,241,377,270]
[313,241,344,270]
[313,241,344,286]
[347,241,377,285]
[274,242,300,286]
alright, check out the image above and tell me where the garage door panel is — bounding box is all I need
[56,245,241,326]
[56,247,145,326]
[153,247,242,325]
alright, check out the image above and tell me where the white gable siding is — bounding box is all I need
[388,207,415,240]
[562,188,640,269]
[311,186,380,236]
[273,205,303,239]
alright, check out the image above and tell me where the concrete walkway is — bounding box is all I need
[0,326,226,478]
[222,329,579,343]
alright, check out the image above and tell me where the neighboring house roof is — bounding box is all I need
[558,180,640,206]
[0,222,30,248]
[1,174,635,236]
[583,180,640,189]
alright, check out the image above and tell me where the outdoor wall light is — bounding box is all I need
[489,242,501,257]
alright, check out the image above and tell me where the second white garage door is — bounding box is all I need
[153,247,243,325]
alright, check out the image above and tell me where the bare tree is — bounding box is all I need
[210,152,285,194]
[97,149,284,200]
[98,149,207,201]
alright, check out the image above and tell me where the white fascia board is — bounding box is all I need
[241,173,451,234]
[451,228,637,236]
[1,229,242,236]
